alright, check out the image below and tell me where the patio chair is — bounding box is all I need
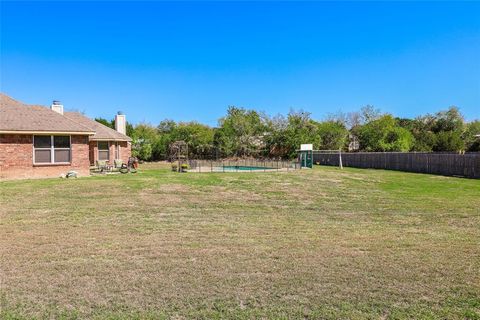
[96,160,111,173]
[113,159,124,172]
[114,159,123,168]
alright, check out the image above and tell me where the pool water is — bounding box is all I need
[221,165,274,171]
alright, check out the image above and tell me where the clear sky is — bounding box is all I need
[1,1,479,126]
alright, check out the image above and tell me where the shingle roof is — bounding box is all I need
[0,93,95,134]
[64,112,132,141]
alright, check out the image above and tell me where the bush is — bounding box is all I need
[434,131,464,152]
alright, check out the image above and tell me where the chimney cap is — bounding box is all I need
[117,111,124,115]
[52,100,62,105]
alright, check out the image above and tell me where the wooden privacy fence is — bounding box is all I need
[312,152,480,179]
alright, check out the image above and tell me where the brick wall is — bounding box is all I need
[89,140,96,165]
[119,141,132,163]
[109,142,116,163]
[0,134,91,180]
[89,140,132,165]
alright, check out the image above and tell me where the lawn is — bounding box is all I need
[1,164,479,319]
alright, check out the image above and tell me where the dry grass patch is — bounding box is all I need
[0,164,479,319]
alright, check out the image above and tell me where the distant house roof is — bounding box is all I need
[0,93,95,134]
[63,112,132,141]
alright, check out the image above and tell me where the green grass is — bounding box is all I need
[1,163,479,319]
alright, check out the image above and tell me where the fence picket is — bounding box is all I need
[312,152,480,179]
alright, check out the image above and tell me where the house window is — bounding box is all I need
[115,142,120,159]
[33,135,71,164]
[98,141,110,161]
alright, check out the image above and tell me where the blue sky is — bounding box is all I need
[1,1,479,126]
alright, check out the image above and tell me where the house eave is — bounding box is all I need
[0,130,96,135]
[90,137,132,142]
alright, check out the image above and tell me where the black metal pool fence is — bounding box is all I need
[188,159,301,172]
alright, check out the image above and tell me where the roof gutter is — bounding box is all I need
[0,130,96,135]
[90,137,132,142]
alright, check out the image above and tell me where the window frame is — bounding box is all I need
[97,141,110,161]
[33,135,72,165]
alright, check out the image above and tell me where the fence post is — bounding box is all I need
[339,149,343,169]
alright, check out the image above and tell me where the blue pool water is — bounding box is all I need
[221,165,274,171]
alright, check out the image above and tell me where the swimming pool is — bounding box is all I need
[187,160,301,172]
[221,165,274,171]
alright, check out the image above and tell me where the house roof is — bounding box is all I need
[64,112,132,141]
[0,93,95,135]
[0,94,131,141]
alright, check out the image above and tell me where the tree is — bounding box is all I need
[152,133,173,160]
[325,110,347,126]
[316,121,348,150]
[411,116,436,151]
[411,130,437,152]
[346,111,363,129]
[360,105,382,123]
[95,117,135,137]
[430,107,465,151]
[432,106,464,133]
[95,117,114,129]
[149,119,177,160]
[463,121,480,152]
[157,119,177,134]
[357,115,414,152]
[381,127,414,152]
[215,106,267,157]
[171,122,214,159]
[264,110,319,159]
[131,123,158,161]
[264,114,289,158]
[396,108,468,152]
[135,143,153,161]
[114,104,476,162]
[125,122,135,137]
[434,131,464,152]
[283,110,319,158]
[396,117,415,130]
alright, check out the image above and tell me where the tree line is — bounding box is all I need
[95,105,480,161]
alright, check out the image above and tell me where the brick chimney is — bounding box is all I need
[50,100,64,115]
[115,112,126,135]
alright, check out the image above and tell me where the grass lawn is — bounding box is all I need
[1,163,479,319]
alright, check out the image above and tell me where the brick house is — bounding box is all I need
[63,111,132,166]
[0,94,132,179]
